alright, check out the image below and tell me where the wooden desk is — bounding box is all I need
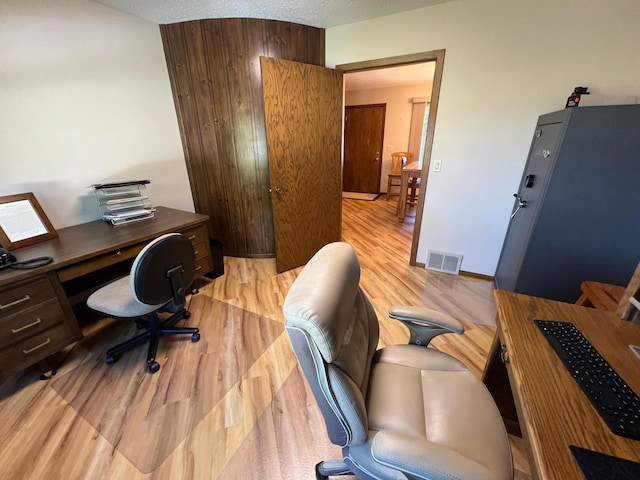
[0,207,213,377]
[396,161,422,220]
[488,290,640,479]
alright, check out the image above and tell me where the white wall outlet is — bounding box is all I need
[433,159,442,172]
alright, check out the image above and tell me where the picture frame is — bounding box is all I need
[0,193,58,250]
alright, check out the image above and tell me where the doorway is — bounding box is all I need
[337,50,445,265]
[343,104,386,193]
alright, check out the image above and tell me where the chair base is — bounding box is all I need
[105,308,199,373]
[315,460,352,480]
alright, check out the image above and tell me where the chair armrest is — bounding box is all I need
[388,306,463,346]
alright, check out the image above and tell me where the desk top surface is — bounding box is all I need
[402,161,422,172]
[0,207,208,287]
[494,290,640,480]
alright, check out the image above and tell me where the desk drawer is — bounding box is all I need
[182,225,213,276]
[57,243,143,283]
[0,299,66,350]
[182,225,208,246]
[194,253,212,276]
[0,323,76,377]
[0,277,58,318]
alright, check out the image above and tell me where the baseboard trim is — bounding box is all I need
[460,270,494,281]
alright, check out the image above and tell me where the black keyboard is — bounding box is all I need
[534,320,640,440]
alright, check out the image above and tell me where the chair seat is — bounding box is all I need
[87,275,166,318]
[355,345,512,480]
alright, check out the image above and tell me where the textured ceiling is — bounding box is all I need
[93,0,454,28]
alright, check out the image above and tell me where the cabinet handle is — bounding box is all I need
[11,318,42,333]
[194,250,199,255]
[188,235,196,240]
[0,295,31,310]
[195,265,202,271]
[23,338,51,355]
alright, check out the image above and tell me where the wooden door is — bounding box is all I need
[343,104,385,193]
[261,57,343,273]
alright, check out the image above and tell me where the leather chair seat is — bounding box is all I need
[355,345,512,480]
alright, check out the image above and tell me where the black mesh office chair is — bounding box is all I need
[87,233,200,373]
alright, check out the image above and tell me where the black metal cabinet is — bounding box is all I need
[495,105,640,302]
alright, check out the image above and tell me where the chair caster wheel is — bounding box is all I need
[105,354,118,365]
[191,332,200,342]
[183,311,191,319]
[147,361,160,373]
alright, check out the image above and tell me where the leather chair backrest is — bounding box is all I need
[284,243,379,447]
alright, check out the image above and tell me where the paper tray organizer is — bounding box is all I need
[91,180,154,225]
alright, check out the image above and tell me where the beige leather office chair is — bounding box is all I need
[284,242,513,480]
[87,233,200,373]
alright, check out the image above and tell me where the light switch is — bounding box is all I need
[433,159,442,172]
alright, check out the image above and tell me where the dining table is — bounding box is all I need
[396,160,422,220]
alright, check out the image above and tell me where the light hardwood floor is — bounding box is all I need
[0,198,531,479]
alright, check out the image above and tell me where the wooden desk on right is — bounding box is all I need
[486,290,640,480]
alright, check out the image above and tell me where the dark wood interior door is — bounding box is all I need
[343,104,385,193]
[261,57,343,273]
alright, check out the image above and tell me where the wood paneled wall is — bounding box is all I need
[160,19,325,257]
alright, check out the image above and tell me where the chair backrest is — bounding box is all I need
[284,242,379,447]
[389,151,413,175]
[616,260,640,320]
[130,233,196,306]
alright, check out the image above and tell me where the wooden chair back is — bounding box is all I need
[389,152,413,176]
[616,260,640,320]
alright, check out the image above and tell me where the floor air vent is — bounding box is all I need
[426,250,463,275]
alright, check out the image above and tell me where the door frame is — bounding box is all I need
[336,49,445,266]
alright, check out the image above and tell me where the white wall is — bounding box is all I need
[0,0,193,229]
[346,83,431,192]
[327,0,640,275]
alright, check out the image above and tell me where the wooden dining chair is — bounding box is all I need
[575,259,640,322]
[386,152,413,201]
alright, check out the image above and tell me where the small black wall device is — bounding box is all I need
[565,86,590,108]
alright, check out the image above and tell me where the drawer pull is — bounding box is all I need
[0,295,31,310]
[23,338,51,355]
[11,318,42,333]
[195,265,202,271]
[194,250,199,255]
[188,235,197,240]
